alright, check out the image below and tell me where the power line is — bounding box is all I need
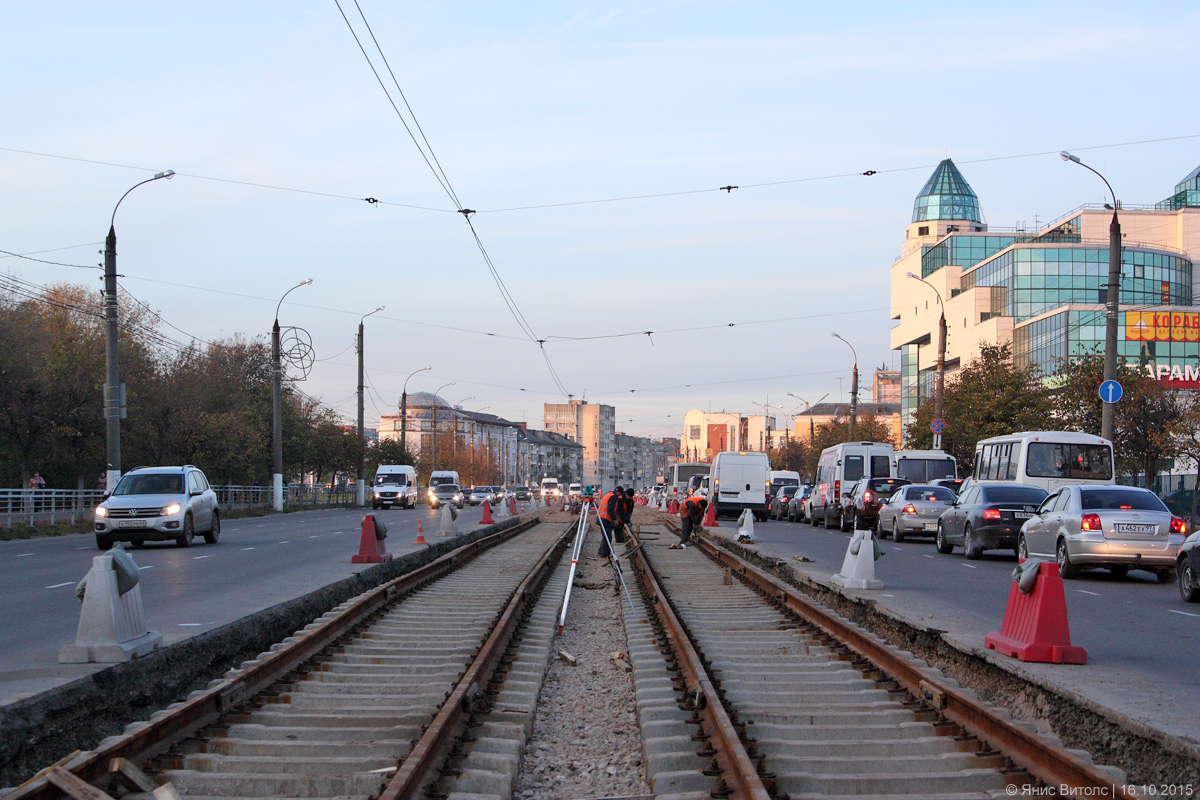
[0,247,100,270]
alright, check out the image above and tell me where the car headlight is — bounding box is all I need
[95,506,109,518]
[161,503,182,516]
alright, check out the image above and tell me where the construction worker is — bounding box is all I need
[615,487,636,543]
[598,486,622,558]
[672,496,708,549]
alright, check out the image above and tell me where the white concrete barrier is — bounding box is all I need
[438,503,460,537]
[60,549,162,663]
[831,529,883,590]
[736,510,757,543]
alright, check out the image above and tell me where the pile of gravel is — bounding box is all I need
[514,534,650,799]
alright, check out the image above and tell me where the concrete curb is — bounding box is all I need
[0,515,528,787]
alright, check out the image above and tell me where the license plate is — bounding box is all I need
[923,522,937,531]
[1014,512,1032,519]
[1116,523,1156,534]
[118,519,147,528]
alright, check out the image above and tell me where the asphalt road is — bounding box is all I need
[0,503,490,705]
[719,515,1200,746]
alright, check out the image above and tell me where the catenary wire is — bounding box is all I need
[0,248,100,270]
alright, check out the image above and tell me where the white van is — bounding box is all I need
[710,451,771,521]
[372,464,417,509]
[894,450,957,484]
[540,477,562,501]
[972,431,1114,492]
[808,442,895,527]
[769,470,801,493]
[669,462,710,498]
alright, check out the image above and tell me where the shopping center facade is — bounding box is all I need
[890,159,1200,439]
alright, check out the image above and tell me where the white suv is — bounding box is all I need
[94,466,221,550]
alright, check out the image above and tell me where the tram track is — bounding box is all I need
[628,521,1137,799]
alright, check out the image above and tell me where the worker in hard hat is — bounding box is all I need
[672,496,708,549]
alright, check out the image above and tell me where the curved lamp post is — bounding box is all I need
[399,366,432,455]
[1062,151,1122,442]
[906,271,947,448]
[451,396,475,470]
[831,333,859,438]
[430,381,455,472]
[102,170,175,491]
[356,305,385,506]
[272,278,313,511]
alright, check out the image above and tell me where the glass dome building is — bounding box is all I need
[912,159,982,224]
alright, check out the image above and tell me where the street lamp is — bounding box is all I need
[451,396,475,470]
[831,333,859,438]
[906,271,947,448]
[787,392,828,482]
[102,170,175,491]
[1062,151,1122,442]
[272,278,313,512]
[399,366,432,455]
[751,402,783,455]
[430,381,455,472]
[356,305,385,507]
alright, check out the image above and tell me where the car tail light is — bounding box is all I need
[903,504,916,514]
[1081,513,1103,531]
[1171,517,1187,534]
[863,490,873,503]
[834,479,840,497]
[982,508,1002,520]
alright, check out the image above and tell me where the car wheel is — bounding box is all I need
[936,523,953,554]
[1056,538,1077,578]
[1108,565,1128,578]
[1180,556,1200,603]
[963,524,982,560]
[203,511,221,544]
[754,510,767,522]
[1017,534,1029,561]
[839,512,852,533]
[130,539,144,548]
[176,515,194,548]
[893,520,906,543]
[1157,568,1176,584]
[95,534,114,551]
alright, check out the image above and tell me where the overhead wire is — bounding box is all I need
[0,247,100,270]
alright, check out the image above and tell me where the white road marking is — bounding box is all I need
[139,565,153,570]
[178,623,202,627]
[882,594,895,597]
[961,564,977,569]
[45,582,73,589]
[1078,590,1101,596]
[923,554,935,559]
[15,553,33,558]
[892,547,902,552]
[1168,609,1200,618]
[193,555,212,560]
[242,547,255,551]
[278,540,290,544]
[309,535,319,539]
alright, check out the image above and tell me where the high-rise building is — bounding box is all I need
[891,158,1200,439]
[543,400,616,490]
[873,369,901,404]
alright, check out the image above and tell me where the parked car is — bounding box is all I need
[770,485,798,520]
[1178,532,1200,602]
[931,477,965,496]
[877,484,956,542]
[787,486,812,522]
[429,483,464,509]
[93,466,220,550]
[1019,485,1183,581]
[936,483,1048,560]
[841,477,910,532]
[467,486,494,506]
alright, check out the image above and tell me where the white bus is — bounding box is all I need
[669,462,710,497]
[894,450,957,484]
[972,431,1114,492]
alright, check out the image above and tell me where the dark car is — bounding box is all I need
[770,485,798,520]
[1179,532,1200,602]
[841,477,911,532]
[429,483,464,510]
[936,482,1048,560]
[931,477,965,496]
[787,486,812,522]
[513,486,533,502]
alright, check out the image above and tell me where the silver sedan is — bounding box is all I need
[877,484,956,542]
[1019,485,1185,581]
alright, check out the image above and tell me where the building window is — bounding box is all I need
[689,426,701,439]
[918,226,929,236]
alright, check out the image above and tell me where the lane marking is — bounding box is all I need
[1077,590,1101,596]
[892,547,903,552]
[242,547,255,551]
[882,594,896,597]
[1168,609,1200,618]
[178,623,202,627]
[46,582,73,589]
[139,565,153,570]
[15,553,34,558]
[278,540,290,544]
[923,554,935,559]
[192,555,212,560]
[309,535,319,539]
[961,564,977,569]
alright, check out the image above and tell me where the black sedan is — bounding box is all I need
[1179,532,1200,602]
[770,486,798,520]
[936,482,1048,560]
[513,486,533,502]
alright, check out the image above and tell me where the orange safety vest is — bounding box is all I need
[680,496,703,518]
[598,491,618,521]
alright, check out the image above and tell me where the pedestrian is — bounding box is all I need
[672,496,708,549]
[597,485,622,558]
[30,472,45,490]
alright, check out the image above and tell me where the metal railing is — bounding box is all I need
[1,489,106,528]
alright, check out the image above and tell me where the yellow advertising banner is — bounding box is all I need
[1126,310,1199,342]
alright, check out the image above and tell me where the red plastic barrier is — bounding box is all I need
[351,514,393,564]
[479,500,494,525]
[985,561,1086,664]
[667,499,679,514]
[509,497,517,516]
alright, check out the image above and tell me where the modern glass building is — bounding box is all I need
[890,159,1200,438]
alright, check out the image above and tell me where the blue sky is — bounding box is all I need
[3,2,1199,440]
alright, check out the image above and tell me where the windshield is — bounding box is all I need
[771,478,800,487]
[114,474,185,496]
[435,484,460,494]
[430,475,456,487]
[1080,489,1167,512]
[675,465,708,484]
[981,486,1048,504]
[906,486,955,502]
[1027,442,1113,481]
[777,486,797,498]
[375,473,407,486]
[897,458,956,483]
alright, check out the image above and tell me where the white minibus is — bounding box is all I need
[894,450,957,484]
[972,431,1114,492]
[808,442,895,528]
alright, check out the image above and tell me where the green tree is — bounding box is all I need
[367,437,415,475]
[906,343,1052,476]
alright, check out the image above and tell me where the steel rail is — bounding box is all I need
[629,541,773,800]
[378,522,572,799]
[689,526,1139,799]
[4,518,542,800]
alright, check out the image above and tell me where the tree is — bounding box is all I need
[367,437,415,475]
[771,439,810,476]
[906,343,1052,476]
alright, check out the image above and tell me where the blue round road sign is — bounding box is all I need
[1099,379,1123,404]
[931,418,945,434]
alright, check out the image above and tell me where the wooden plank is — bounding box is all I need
[108,758,158,793]
[44,768,115,800]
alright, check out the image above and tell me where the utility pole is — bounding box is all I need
[272,279,312,512]
[906,272,947,449]
[102,170,174,491]
[431,381,455,475]
[399,366,431,457]
[833,333,859,439]
[356,306,384,507]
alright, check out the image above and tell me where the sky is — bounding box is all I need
[3,1,1200,442]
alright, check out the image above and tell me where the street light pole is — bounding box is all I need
[832,333,859,438]
[1062,152,1122,442]
[356,306,385,507]
[452,396,475,472]
[102,170,175,491]
[431,381,455,474]
[906,272,947,448]
[399,366,431,456]
[272,279,313,512]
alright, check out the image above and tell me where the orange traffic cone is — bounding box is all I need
[702,500,718,527]
[414,518,429,546]
[480,500,494,525]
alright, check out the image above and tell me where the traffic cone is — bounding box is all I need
[352,513,393,563]
[702,500,718,527]
[414,518,428,546]
[509,497,517,516]
[520,503,526,514]
[480,500,494,525]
